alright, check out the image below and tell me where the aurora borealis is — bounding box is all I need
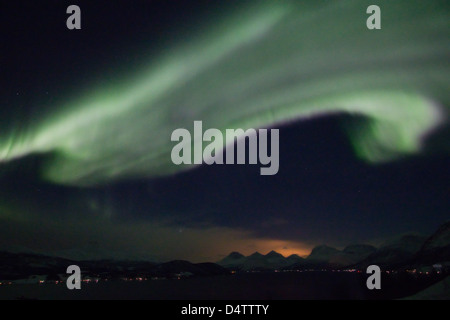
[0,0,449,262]
[1,0,448,186]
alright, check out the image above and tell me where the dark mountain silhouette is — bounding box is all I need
[343,244,377,255]
[266,250,284,259]
[218,250,310,271]
[228,252,245,259]
[306,245,340,263]
[0,251,74,279]
[217,251,247,268]
[329,244,376,266]
[0,252,228,281]
[354,224,449,270]
[1,222,449,281]
[286,254,305,265]
[248,252,264,258]
[264,250,289,266]
[219,222,450,271]
[352,235,426,269]
[244,252,274,270]
[412,221,450,266]
[218,251,291,270]
[354,247,417,269]
[381,234,427,253]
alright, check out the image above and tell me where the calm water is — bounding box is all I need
[0,272,442,300]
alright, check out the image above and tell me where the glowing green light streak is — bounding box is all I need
[0,0,448,186]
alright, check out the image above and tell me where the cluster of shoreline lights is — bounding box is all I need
[1,267,444,286]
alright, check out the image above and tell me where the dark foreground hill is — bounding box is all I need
[0,252,229,281]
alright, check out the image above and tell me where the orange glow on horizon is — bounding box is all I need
[235,239,312,258]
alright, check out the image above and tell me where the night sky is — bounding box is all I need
[0,0,449,262]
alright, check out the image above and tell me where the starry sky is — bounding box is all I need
[0,0,449,262]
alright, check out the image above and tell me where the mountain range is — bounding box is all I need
[0,222,448,281]
[218,221,450,271]
[218,250,305,271]
[0,252,229,281]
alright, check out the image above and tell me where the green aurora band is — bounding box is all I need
[0,0,449,186]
